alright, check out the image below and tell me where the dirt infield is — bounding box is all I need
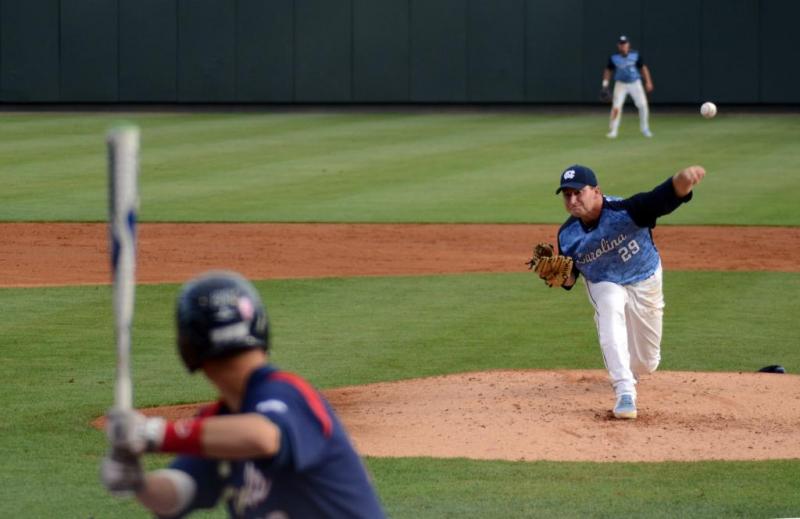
[8,222,799,462]
[2,222,799,287]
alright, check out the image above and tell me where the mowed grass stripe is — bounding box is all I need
[137,116,604,220]
[1,111,799,223]
[2,112,594,220]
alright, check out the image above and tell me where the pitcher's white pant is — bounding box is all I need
[609,79,650,135]
[585,265,663,398]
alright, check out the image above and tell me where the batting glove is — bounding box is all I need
[101,448,144,496]
[106,408,166,455]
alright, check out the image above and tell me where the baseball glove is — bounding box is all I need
[525,242,554,270]
[526,242,573,288]
[599,86,612,103]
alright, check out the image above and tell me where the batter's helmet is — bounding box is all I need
[176,271,269,372]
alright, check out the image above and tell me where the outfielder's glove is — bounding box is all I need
[599,86,612,103]
[526,242,573,288]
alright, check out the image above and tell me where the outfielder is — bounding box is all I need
[600,35,654,139]
[101,271,386,518]
[529,164,705,419]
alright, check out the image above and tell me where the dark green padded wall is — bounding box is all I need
[0,0,797,104]
[0,0,60,101]
[702,0,759,103]
[353,0,409,102]
[60,0,118,101]
[177,0,236,102]
[119,0,177,101]
[760,0,800,102]
[295,0,352,102]
[410,0,467,102]
[526,0,583,102]
[642,0,701,103]
[237,0,293,102]
[467,0,524,102]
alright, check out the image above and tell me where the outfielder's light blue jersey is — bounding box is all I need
[608,51,643,83]
[558,178,692,286]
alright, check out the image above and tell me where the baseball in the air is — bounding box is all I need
[700,102,717,119]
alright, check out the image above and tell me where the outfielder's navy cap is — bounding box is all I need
[556,165,598,194]
[618,35,629,43]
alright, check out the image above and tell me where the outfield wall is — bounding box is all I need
[0,0,797,104]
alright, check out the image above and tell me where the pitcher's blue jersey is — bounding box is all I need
[608,51,643,83]
[558,177,692,286]
[169,365,385,519]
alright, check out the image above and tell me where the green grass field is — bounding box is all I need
[1,109,799,224]
[1,109,799,518]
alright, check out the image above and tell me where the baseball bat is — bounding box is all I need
[107,125,140,412]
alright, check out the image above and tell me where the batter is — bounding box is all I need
[101,271,386,518]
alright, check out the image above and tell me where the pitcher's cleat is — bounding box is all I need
[613,393,637,419]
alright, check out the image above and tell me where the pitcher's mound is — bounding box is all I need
[129,369,800,463]
[325,369,800,462]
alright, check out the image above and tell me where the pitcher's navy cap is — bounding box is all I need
[556,165,598,194]
[618,35,629,44]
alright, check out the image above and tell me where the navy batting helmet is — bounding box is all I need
[176,271,269,372]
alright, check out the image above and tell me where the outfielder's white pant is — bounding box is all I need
[585,265,663,398]
[609,79,650,135]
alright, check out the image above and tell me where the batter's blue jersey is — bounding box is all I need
[607,51,643,83]
[558,177,692,286]
[168,365,386,519]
